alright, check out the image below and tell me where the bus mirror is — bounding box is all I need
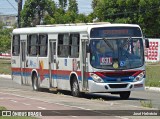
[145,38,149,48]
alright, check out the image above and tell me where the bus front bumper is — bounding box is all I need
[88,79,145,93]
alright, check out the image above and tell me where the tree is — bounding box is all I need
[92,0,160,37]
[92,0,98,10]
[49,0,80,24]
[21,0,89,26]
[75,14,88,23]
[0,26,12,53]
[68,0,78,14]
[59,0,67,10]
[21,0,56,27]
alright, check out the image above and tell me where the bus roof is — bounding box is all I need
[12,23,141,35]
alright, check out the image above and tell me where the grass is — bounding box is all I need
[0,106,7,110]
[0,58,160,87]
[0,106,37,119]
[146,63,160,87]
[140,100,153,108]
[0,58,11,75]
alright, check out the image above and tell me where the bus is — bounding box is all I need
[11,23,149,99]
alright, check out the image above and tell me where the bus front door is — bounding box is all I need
[20,40,27,84]
[81,39,88,91]
[49,40,57,88]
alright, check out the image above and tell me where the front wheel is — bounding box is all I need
[119,91,130,100]
[71,77,81,97]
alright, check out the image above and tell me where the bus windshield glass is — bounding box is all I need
[90,27,142,38]
[90,38,144,70]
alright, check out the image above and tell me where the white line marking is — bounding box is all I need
[71,116,77,118]
[10,100,17,103]
[115,116,129,119]
[51,111,61,114]
[37,106,46,110]
[23,103,31,106]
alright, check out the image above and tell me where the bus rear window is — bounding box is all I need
[90,27,142,38]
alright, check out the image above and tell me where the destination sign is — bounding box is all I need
[90,27,142,38]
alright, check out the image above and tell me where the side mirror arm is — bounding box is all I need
[145,38,149,48]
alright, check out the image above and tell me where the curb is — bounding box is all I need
[0,74,160,92]
[145,87,160,92]
[0,74,11,79]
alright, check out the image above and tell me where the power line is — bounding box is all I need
[6,0,17,12]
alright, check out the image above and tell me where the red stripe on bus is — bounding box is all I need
[11,67,83,76]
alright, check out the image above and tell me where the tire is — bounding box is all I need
[71,77,81,97]
[32,74,40,91]
[119,91,130,100]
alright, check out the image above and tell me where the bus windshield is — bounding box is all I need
[90,38,144,70]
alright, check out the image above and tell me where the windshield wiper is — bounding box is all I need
[103,38,114,51]
[120,37,131,49]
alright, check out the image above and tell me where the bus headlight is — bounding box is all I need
[90,73,104,83]
[133,71,145,82]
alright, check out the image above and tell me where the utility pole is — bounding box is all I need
[18,0,23,28]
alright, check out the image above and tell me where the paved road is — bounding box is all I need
[0,77,160,119]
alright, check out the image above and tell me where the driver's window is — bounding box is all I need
[132,39,140,56]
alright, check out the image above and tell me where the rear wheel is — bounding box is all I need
[71,77,81,97]
[119,91,130,100]
[32,74,40,91]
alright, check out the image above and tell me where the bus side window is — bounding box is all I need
[70,34,79,58]
[28,34,38,56]
[58,34,69,57]
[39,34,48,57]
[12,35,20,56]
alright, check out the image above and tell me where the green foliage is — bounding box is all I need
[21,0,89,25]
[140,100,153,108]
[92,0,160,37]
[0,59,11,74]
[146,64,160,87]
[0,22,4,29]
[59,0,67,9]
[75,14,88,23]
[0,28,12,53]
[21,0,56,27]
[0,106,7,110]
[68,0,78,14]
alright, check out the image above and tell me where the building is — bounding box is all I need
[0,14,17,27]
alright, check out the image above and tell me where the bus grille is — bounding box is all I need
[109,84,128,88]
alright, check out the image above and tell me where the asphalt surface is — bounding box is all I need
[0,76,160,119]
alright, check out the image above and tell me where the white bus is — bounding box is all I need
[11,23,149,99]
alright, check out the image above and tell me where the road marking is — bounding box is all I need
[115,116,129,119]
[10,100,17,103]
[23,103,31,106]
[37,106,46,110]
[71,116,77,118]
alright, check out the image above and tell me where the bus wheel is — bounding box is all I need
[71,77,80,97]
[119,91,130,100]
[32,74,39,91]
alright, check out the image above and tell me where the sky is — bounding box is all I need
[0,0,93,15]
